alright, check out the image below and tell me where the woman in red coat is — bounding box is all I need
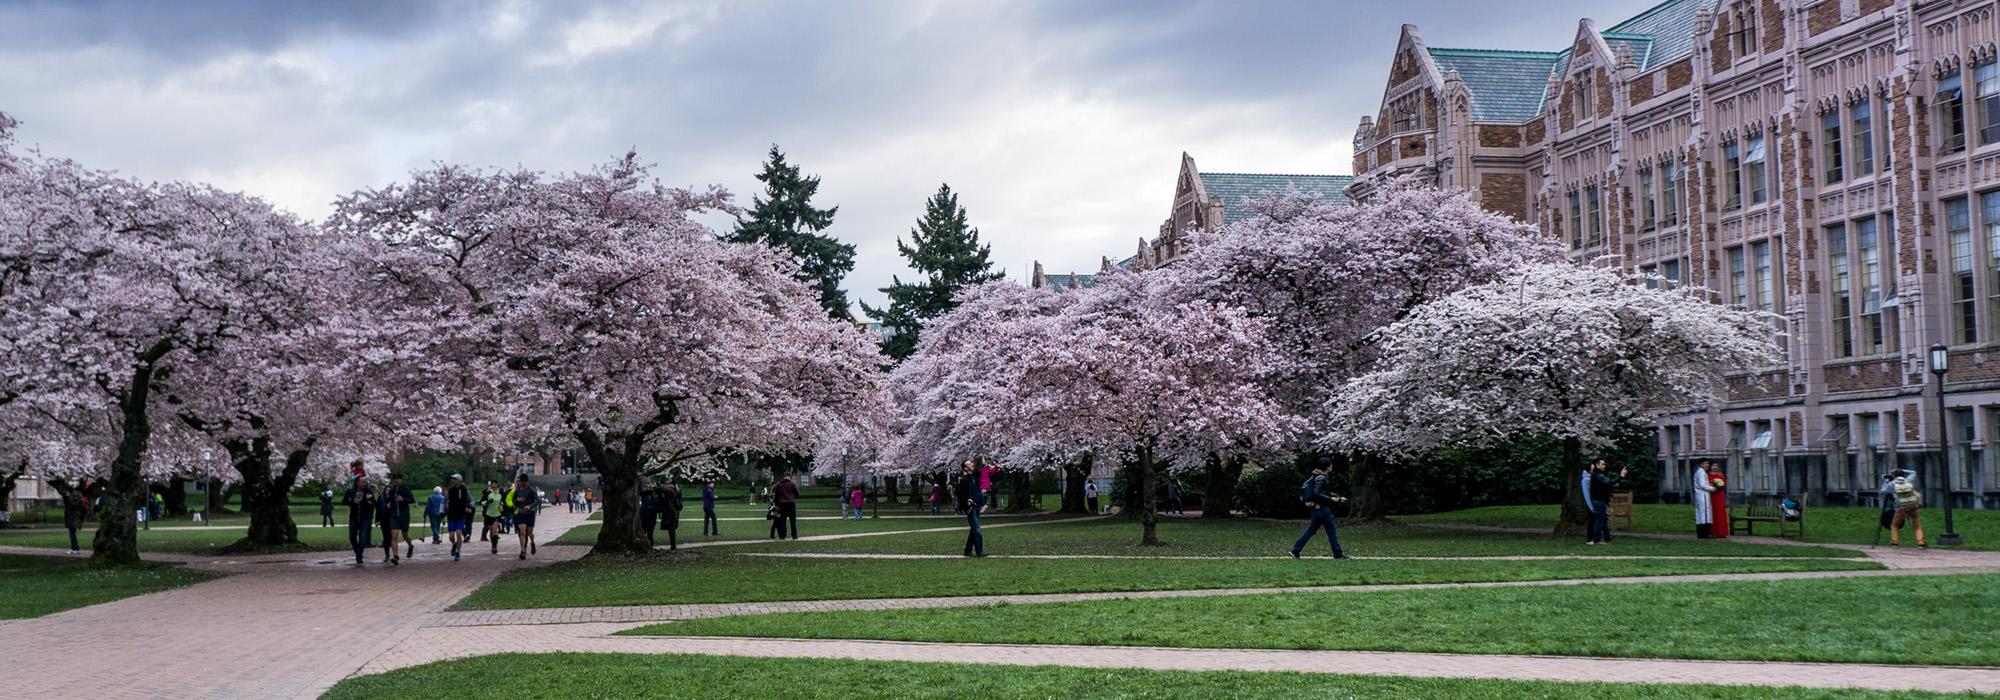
[1707,463,1730,538]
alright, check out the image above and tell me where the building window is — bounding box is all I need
[1639,167,1656,230]
[1752,239,1776,318]
[1567,190,1582,250]
[1948,197,1976,344]
[1878,97,1894,170]
[1662,258,1682,288]
[1979,61,2000,146]
[1857,216,1885,354]
[1723,141,1742,208]
[1983,192,2000,346]
[1585,185,1603,246]
[1731,8,1758,58]
[1745,134,1768,205]
[1728,246,1748,307]
[1661,161,1679,225]
[1828,224,1853,358]
[1851,99,1875,175]
[1939,71,1967,155]
[1822,110,1844,183]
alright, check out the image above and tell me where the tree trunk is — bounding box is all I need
[883,476,899,502]
[204,478,234,518]
[1005,470,1032,512]
[1201,456,1243,520]
[583,434,653,556]
[1555,435,1589,538]
[230,444,310,550]
[1344,453,1389,521]
[94,361,159,566]
[909,475,926,505]
[1139,443,1161,546]
[1058,455,1092,514]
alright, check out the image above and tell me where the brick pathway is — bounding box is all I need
[362,625,2000,694]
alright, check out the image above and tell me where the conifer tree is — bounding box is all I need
[863,183,1004,360]
[729,146,856,320]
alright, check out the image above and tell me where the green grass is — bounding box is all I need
[0,522,359,554]
[0,553,220,618]
[549,513,1052,547]
[456,549,1876,610]
[1402,504,2000,550]
[709,517,1864,559]
[645,574,2000,667]
[322,652,1970,699]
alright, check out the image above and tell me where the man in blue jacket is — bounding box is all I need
[1290,467,1350,560]
[425,487,446,544]
[702,482,719,536]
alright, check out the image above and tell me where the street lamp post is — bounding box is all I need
[1930,343,1964,546]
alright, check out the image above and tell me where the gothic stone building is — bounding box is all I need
[1351,0,2000,509]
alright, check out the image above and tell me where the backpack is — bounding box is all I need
[1780,497,1801,521]
[1299,476,1318,505]
[1892,478,1921,510]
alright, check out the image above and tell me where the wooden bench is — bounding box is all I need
[1731,493,1804,539]
[1609,491,1636,531]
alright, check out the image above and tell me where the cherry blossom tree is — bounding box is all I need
[1322,263,1784,535]
[341,154,884,555]
[1011,271,1296,544]
[1163,176,1562,517]
[1,153,329,563]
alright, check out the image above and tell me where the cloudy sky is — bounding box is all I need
[0,0,1654,313]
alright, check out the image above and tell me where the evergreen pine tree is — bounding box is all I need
[862,183,1005,360]
[729,145,856,320]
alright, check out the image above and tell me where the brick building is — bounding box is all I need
[1350,0,2000,509]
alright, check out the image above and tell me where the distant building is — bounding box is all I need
[1349,0,2000,510]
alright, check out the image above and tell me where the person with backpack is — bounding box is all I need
[929,481,944,516]
[381,473,416,564]
[1289,467,1349,560]
[660,482,684,551]
[319,488,336,528]
[849,484,866,521]
[1880,468,1926,548]
[1084,481,1099,515]
[773,473,800,539]
[508,475,539,560]
[60,486,87,554]
[640,482,661,545]
[445,474,473,561]
[479,480,503,555]
[1583,459,1627,545]
[958,462,985,557]
[702,482,720,536]
[341,474,378,566]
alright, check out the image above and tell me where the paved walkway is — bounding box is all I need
[363,625,2000,694]
[4,509,1998,698]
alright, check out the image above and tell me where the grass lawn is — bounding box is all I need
[322,652,1967,700]
[0,522,356,554]
[549,513,1060,547]
[708,516,1865,559]
[455,548,1876,610]
[644,574,2000,667]
[1402,504,2000,551]
[0,553,220,618]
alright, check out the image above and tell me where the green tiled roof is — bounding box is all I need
[1428,48,1562,122]
[1198,172,1354,208]
[1422,0,1711,123]
[1042,273,1095,292]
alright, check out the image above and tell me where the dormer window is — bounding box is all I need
[1731,7,1758,58]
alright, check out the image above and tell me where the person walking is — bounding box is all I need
[1085,481,1099,515]
[1583,459,1626,545]
[1881,468,1927,548]
[319,488,336,527]
[1691,461,1717,538]
[958,462,984,557]
[480,480,503,554]
[508,475,539,559]
[445,474,473,561]
[701,482,719,536]
[661,482,684,551]
[928,481,943,516]
[848,484,866,521]
[773,473,800,539]
[640,483,661,546]
[1289,467,1349,559]
[383,473,415,563]
[60,486,87,554]
[1167,479,1184,515]
[342,474,377,566]
[425,486,445,544]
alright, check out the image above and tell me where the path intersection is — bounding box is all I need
[0,509,1994,698]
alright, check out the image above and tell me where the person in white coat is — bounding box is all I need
[1691,461,1716,539]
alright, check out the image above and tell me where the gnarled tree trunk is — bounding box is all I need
[230,441,313,550]
[1059,455,1092,514]
[95,358,161,566]
[1004,471,1032,512]
[1555,436,1589,537]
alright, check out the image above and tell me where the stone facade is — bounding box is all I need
[1350,0,2000,510]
